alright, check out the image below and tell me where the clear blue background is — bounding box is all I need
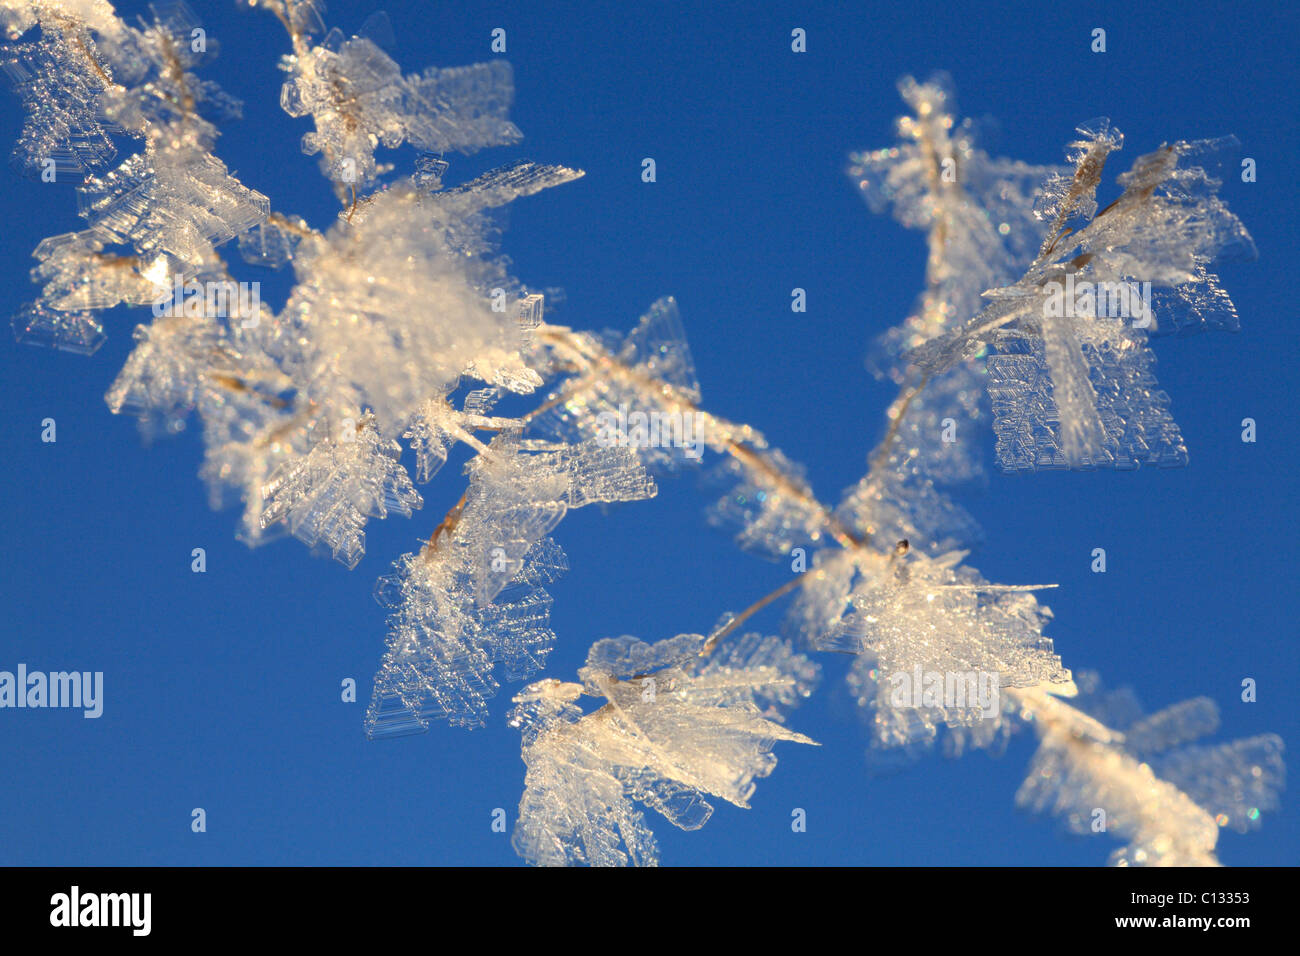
[1,0,1296,866]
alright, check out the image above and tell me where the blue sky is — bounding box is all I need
[1,0,1296,865]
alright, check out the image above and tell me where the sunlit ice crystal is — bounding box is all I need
[428,159,584,224]
[986,323,1187,472]
[1017,674,1285,865]
[365,535,567,735]
[1152,735,1285,836]
[78,145,270,269]
[259,417,423,569]
[1017,724,1222,867]
[11,300,105,355]
[1033,118,1124,230]
[363,432,652,735]
[531,297,715,473]
[849,73,1064,348]
[88,2,241,143]
[105,312,220,417]
[1067,676,1285,836]
[909,138,1253,473]
[236,215,307,269]
[195,350,311,547]
[459,434,654,604]
[707,447,829,558]
[835,440,983,558]
[822,549,1066,752]
[413,152,450,192]
[263,183,547,434]
[280,25,520,194]
[510,632,817,866]
[401,389,524,485]
[457,292,550,394]
[31,228,167,312]
[1,28,116,178]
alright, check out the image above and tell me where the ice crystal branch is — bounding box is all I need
[905,121,1253,471]
[510,631,818,866]
[1,3,1281,868]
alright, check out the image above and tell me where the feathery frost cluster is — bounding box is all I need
[2,0,1281,868]
[509,632,818,866]
[1016,675,1284,866]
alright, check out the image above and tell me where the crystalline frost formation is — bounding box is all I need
[365,434,656,734]
[1016,675,1285,866]
[510,632,819,866]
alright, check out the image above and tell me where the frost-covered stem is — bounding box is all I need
[917,119,958,290]
[725,440,864,549]
[1039,139,1111,258]
[699,574,807,657]
[1006,684,1116,744]
[155,29,195,118]
[255,0,371,208]
[258,0,310,59]
[537,325,867,550]
[266,212,322,240]
[58,21,114,88]
[423,489,468,555]
[867,374,930,477]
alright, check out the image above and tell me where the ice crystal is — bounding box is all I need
[707,448,831,557]
[1,1,125,40]
[430,159,585,221]
[510,631,818,866]
[461,435,655,603]
[402,389,520,485]
[197,383,311,548]
[908,136,1253,472]
[92,1,241,145]
[413,152,449,192]
[536,298,816,557]
[836,452,981,557]
[849,75,1064,512]
[236,216,306,269]
[367,541,565,736]
[105,311,220,418]
[262,182,572,433]
[850,74,1061,347]
[986,323,1188,471]
[280,24,520,195]
[365,436,655,733]
[11,299,105,355]
[813,549,1067,751]
[259,416,422,569]
[1,26,116,177]
[78,145,268,272]
[28,228,167,313]
[1033,119,1124,230]
[2,0,262,278]
[532,297,707,471]
[1016,676,1285,866]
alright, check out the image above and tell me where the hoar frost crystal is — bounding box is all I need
[1,1,1282,866]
